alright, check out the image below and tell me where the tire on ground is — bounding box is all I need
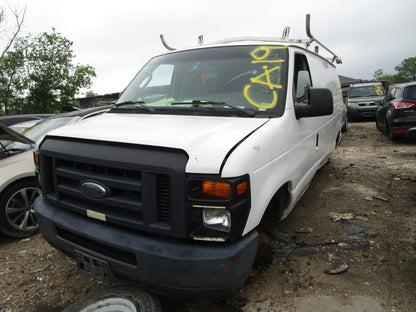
[62,286,162,312]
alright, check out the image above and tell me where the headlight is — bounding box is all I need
[188,175,251,242]
[347,101,358,108]
[202,208,231,233]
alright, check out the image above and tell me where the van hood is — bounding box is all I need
[45,113,269,174]
[348,96,384,103]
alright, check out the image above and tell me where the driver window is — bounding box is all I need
[294,54,312,103]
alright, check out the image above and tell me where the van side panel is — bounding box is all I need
[222,49,343,235]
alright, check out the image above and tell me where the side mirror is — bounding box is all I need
[295,88,333,119]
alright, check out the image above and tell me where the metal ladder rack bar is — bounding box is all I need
[160,14,342,64]
[305,14,342,64]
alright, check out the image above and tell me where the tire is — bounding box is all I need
[386,122,399,142]
[62,286,161,312]
[0,179,39,238]
[375,118,382,132]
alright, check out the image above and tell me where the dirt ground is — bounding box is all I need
[0,121,415,312]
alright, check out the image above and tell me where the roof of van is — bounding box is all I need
[155,40,338,68]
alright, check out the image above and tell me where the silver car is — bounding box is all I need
[0,106,112,237]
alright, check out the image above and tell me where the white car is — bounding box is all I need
[0,106,112,237]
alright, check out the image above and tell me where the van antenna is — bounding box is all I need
[305,14,342,64]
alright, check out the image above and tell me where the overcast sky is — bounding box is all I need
[2,0,416,96]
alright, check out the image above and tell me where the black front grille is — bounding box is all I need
[39,137,188,237]
[358,102,376,107]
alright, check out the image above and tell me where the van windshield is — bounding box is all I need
[115,45,288,117]
[349,85,384,98]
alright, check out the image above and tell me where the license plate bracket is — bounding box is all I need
[75,250,115,283]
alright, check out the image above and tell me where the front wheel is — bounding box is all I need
[341,118,348,133]
[62,287,161,312]
[0,179,39,238]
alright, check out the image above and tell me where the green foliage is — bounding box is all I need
[0,47,26,114]
[394,57,416,82]
[374,57,416,84]
[85,90,98,97]
[0,28,96,114]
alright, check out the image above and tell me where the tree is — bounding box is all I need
[0,47,26,114]
[0,3,26,115]
[374,57,416,84]
[85,90,98,97]
[13,29,96,113]
[394,57,416,82]
[0,3,26,61]
[373,68,396,83]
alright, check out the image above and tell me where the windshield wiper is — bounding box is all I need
[171,100,256,117]
[114,101,155,112]
[0,146,30,156]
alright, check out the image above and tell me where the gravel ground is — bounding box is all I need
[0,121,415,312]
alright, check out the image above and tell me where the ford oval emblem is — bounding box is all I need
[79,181,111,199]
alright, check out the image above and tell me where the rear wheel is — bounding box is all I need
[386,122,399,141]
[0,179,39,238]
[62,287,161,312]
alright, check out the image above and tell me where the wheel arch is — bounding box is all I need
[0,176,36,198]
[259,182,291,230]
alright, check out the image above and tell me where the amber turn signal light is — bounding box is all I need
[202,181,232,199]
[237,181,247,195]
[33,151,39,166]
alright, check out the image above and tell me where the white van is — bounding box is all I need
[34,17,345,296]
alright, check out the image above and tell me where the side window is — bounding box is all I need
[387,88,397,102]
[294,54,312,103]
[394,87,403,99]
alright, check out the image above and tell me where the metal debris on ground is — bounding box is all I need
[324,264,349,275]
[336,219,367,240]
[328,212,354,222]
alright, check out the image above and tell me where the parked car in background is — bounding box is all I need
[9,119,44,134]
[346,82,385,119]
[376,81,416,140]
[0,114,53,127]
[0,106,112,237]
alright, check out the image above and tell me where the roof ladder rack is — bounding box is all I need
[305,14,342,64]
[160,14,342,64]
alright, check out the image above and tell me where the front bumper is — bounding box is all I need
[35,197,259,297]
[347,106,378,119]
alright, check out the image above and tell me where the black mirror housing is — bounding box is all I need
[295,88,333,119]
